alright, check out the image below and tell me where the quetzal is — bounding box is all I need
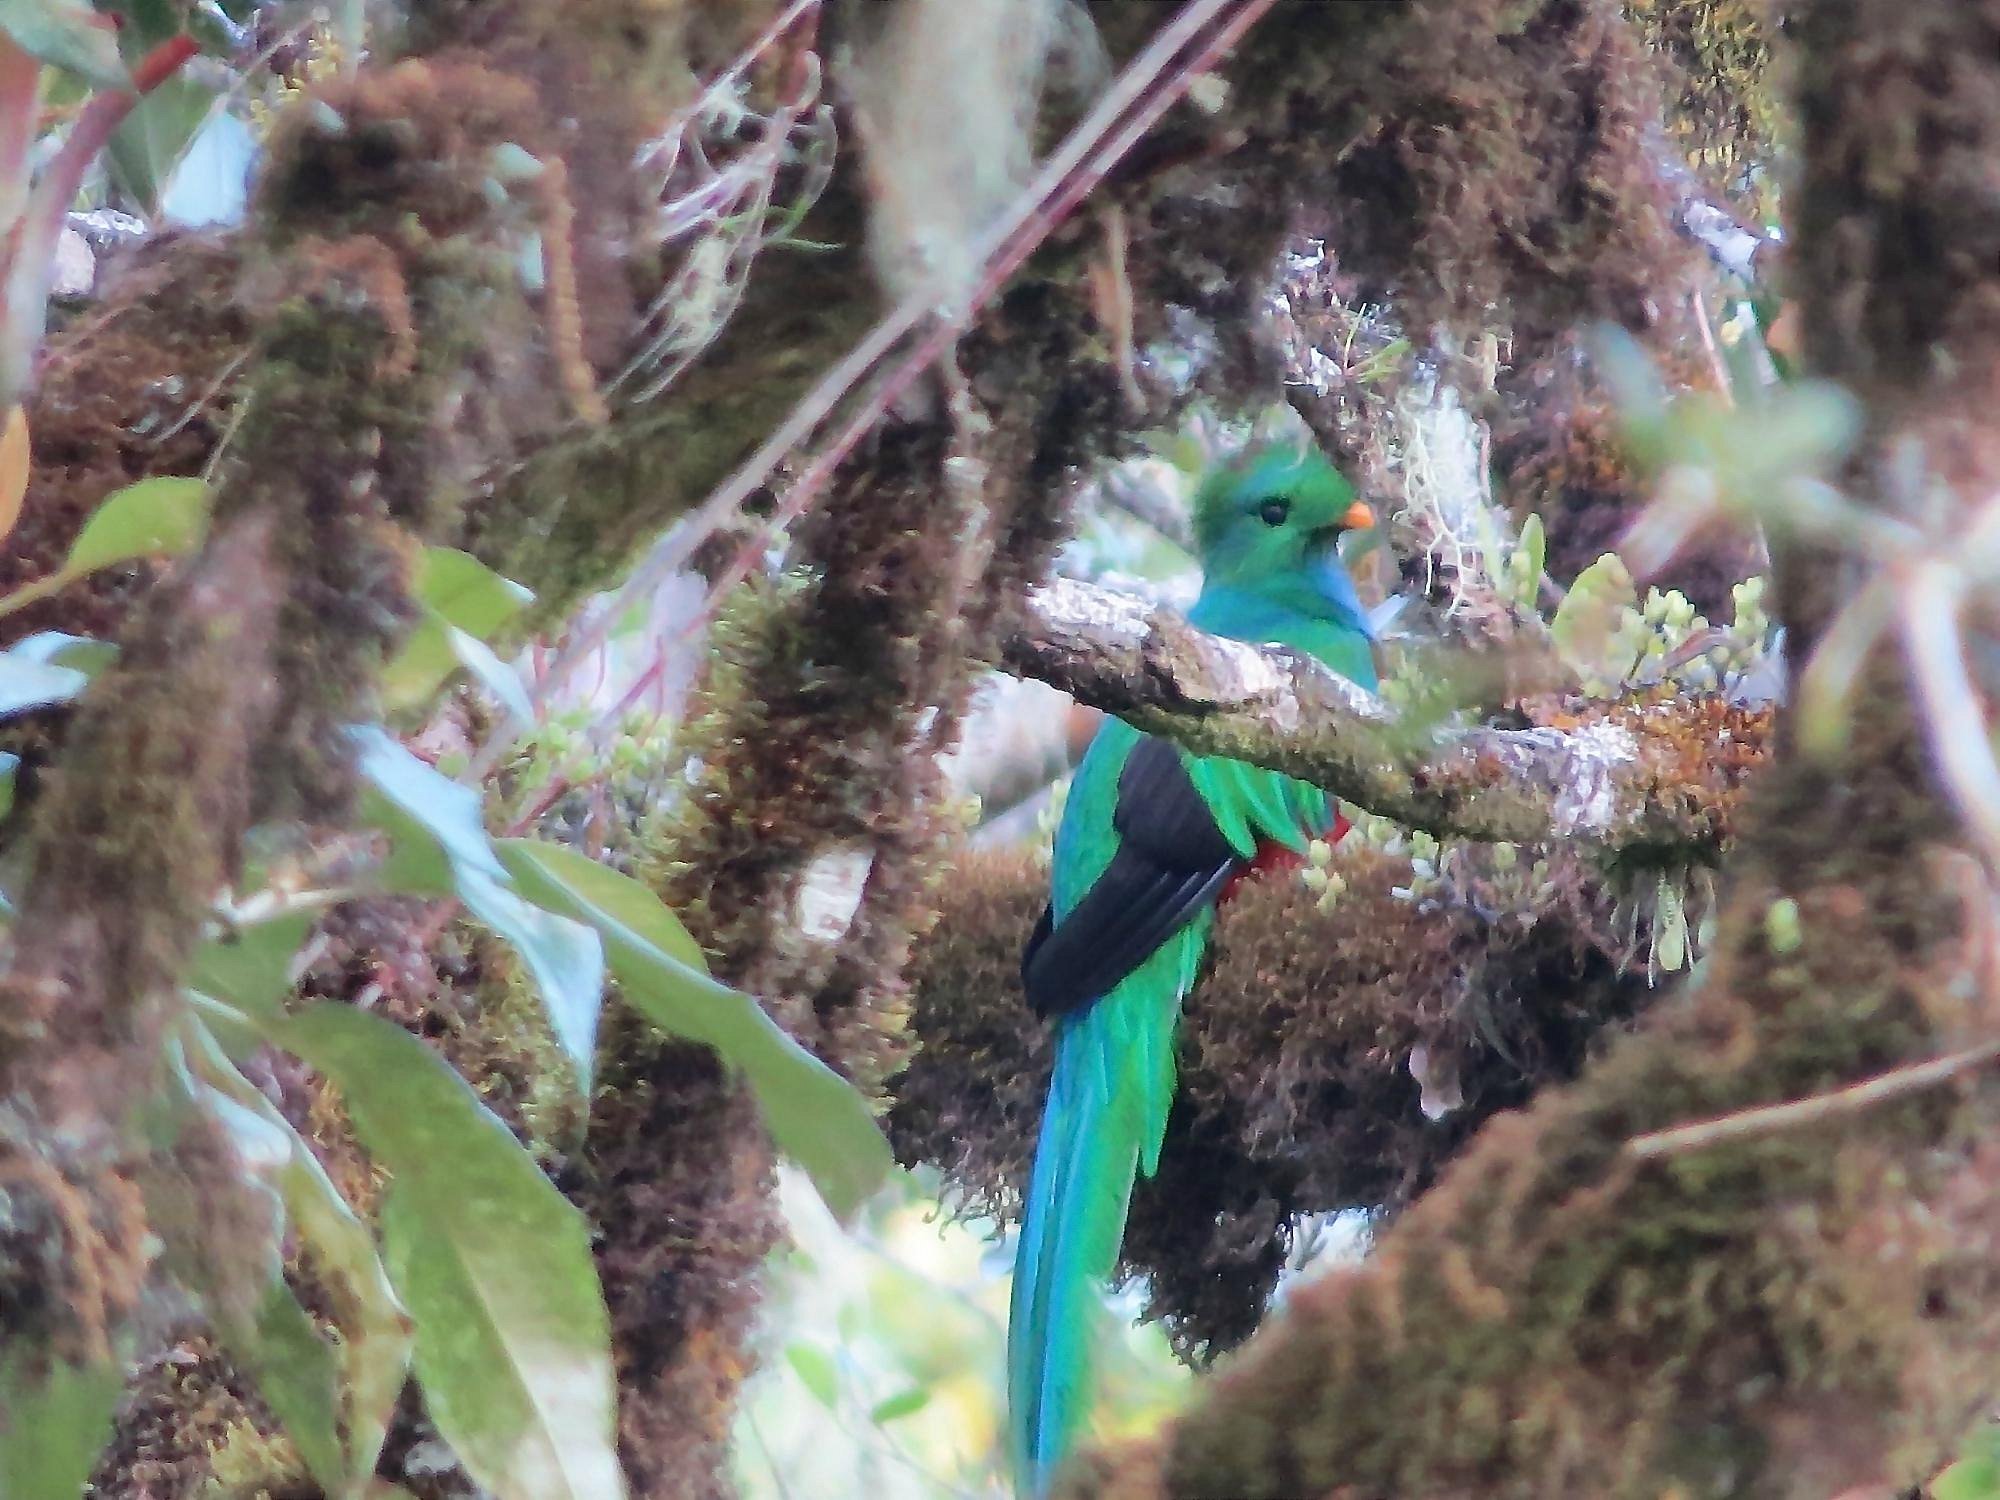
[1008,442,1377,1495]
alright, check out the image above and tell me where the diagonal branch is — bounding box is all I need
[1650,127,1774,284]
[1002,576,1765,850]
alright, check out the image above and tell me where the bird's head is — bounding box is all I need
[1191,441,1376,621]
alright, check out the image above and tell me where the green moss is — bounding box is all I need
[1631,0,1786,177]
[203,1416,312,1499]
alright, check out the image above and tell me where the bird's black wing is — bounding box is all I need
[1020,736,1240,1019]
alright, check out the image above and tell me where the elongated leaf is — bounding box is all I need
[277,1004,625,1500]
[0,0,128,87]
[785,1343,840,1409]
[1937,1459,2000,1500]
[382,550,534,712]
[0,1347,123,1499]
[107,72,214,213]
[0,751,16,820]
[187,910,312,1020]
[1936,1431,2000,1500]
[64,476,210,574]
[9,631,117,675]
[497,841,706,969]
[234,1278,346,1491]
[869,1387,932,1424]
[497,839,892,1221]
[457,880,603,1092]
[352,727,605,1091]
[415,548,534,638]
[448,625,533,722]
[0,653,87,717]
[380,613,461,712]
[184,1017,412,1493]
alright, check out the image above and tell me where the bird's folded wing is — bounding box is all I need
[1021,736,1239,1018]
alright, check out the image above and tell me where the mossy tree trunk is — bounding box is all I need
[1059,1,2000,1493]
[8,0,1975,1496]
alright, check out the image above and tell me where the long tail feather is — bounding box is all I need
[1008,921,1206,1496]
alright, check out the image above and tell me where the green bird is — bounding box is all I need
[1008,441,1377,1495]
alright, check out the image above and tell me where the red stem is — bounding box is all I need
[0,34,198,408]
[0,37,39,224]
[35,34,199,216]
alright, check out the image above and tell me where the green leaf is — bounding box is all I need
[0,1347,123,1498]
[0,632,116,717]
[1935,1430,2000,1500]
[414,548,534,638]
[0,751,15,820]
[1549,553,1638,689]
[1936,1456,2000,1500]
[187,910,312,1020]
[498,841,706,969]
[1517,512,1545,591]
[449,625,533,722]
[1593,325,1672,468]
[868,1387,931,1424]
[785,1344,840,1409]
[64,476,210,575]
[383,551,533,714]
[380,613,461,713]
[182,1017,413,1493]
[0,0,129,87]
[276,1003,625,1500]
[353,727,605,1092]
[107,73,212,213]
[1937,1462,2000,1500]
[234,1278,346,1492]
[10,631,117,676]
[496,839,892,1222]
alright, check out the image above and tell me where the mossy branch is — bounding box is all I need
[1004,576,1763,850]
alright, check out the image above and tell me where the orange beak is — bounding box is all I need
[1342,499,1376,530]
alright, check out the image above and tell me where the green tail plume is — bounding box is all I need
[1008,920,1205,1496]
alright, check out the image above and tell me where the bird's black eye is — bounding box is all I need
[1258,498,1291,526]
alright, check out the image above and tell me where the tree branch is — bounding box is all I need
[1002,576,1763,850]
[1653,128,1775,283]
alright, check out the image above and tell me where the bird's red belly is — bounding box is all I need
[1219,808,1349,904]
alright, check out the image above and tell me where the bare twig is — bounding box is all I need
[1651,128,1773,282]
[1626,1038,2000,1159]
[0,34,199,410]
[1004,576,1761,848]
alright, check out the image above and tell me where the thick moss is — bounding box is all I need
[894,844,1658,1360]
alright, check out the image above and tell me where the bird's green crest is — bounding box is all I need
[1190,440,1373,592]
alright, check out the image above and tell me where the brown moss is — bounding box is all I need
[2,239,251,649]
[1791,0,2000,448]
[1190,0,1695,350]
[87,1336,289,1500]
[893,843,1658,1360]
[1493,346,1767,615]
[581,1033,779,1500]
[585,161,1120,1487]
